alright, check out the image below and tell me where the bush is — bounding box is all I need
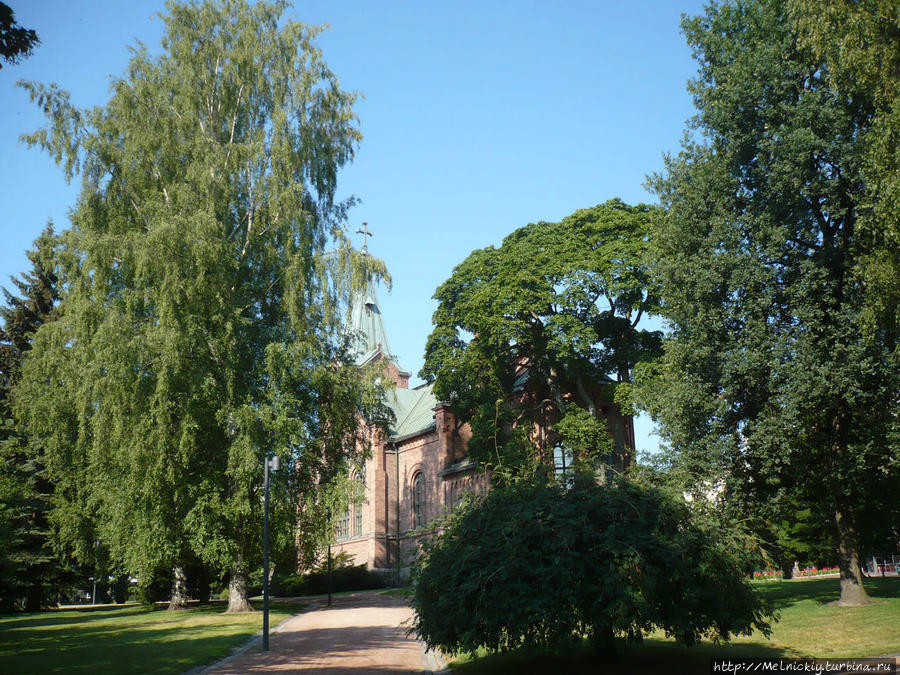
[411,478,774,655]
[134,570,171,606]
[271,561,387,597]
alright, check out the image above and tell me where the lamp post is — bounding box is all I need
[263,454,281,651]
[325,508,333,607]
[92,538,100,605]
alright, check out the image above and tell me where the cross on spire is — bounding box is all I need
[356,222,372,253]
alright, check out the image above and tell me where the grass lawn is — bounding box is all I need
[380,587,413,599]
[0,600,306,674]
[449,577,900,674]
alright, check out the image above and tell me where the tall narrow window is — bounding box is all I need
[553,444,574,486]
[355,473,364,537]
[339,508,350,539]
[413,473,426,528]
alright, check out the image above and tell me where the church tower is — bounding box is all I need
[328,230,485,578]
[346,277,410,389]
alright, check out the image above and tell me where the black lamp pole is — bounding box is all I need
[263,454,281,651]
[327,542,333,606]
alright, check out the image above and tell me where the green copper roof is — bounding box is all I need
[348,279,406,373]
[347,275,432,441]
[385,382,437,441]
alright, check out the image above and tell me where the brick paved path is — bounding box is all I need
[206,590,437,674]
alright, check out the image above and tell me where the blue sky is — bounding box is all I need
[0,0,708,457]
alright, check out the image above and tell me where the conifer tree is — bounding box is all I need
[0,225,70,611]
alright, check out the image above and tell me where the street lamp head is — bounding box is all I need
[268,455,281,472]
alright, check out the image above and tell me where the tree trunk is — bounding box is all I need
[25,583,42,612]
[621,414,635,469]
[112,574,130,603]
[226,558,254,612]
[195,565,211,603]
[167,566,188,611]
[779,559,793,580]
[834,504,872,605]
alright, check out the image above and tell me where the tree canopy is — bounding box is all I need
[0,2,38,69]
[644,0,900,605]
[14,0,388,611]
[789,0,900,346]
[421,200,661,479]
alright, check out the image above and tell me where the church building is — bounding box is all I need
[331,252,635,577]
[330,277,487,576]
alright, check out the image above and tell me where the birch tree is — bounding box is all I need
[15,0,387,611]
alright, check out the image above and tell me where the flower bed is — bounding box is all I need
[750,566,841,581]
[795,566,839,577]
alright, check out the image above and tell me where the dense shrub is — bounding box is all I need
[271,562,387,597]
[134,569,170,606]
[411,478,774,655]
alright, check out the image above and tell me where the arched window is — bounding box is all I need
[355,473,364,537]
[413,473,426,529]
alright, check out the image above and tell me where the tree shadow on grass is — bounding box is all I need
[450,638,796,675]
[754,576,900,609]
[0,605,152,630]
[0,601,306,632]
[1,621,260,674]
[0,604,308,674]
[6,621,425,674]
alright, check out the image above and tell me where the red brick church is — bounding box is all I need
[331,259,634,577]
[330,277,487,576]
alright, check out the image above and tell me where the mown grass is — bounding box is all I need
[449,577,900,674]
[0,600,306,674]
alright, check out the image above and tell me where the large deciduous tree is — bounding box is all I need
[789,0,900,352]
[646,0,900,605]
[14,0,387,612]
[421,200,661,479]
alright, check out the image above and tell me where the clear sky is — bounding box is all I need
[0,0,708,458]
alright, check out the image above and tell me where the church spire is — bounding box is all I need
[348,277,395,365]
[346,225,408,383]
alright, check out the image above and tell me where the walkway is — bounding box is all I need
[206,590,443,674]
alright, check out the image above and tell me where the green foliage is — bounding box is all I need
[421,200,661,477]
[0,226,74,611]
[790,1,900,340]
[271,555,387,597]
[554,407,614,477]
[13,0,390,607]
[445,580,900,670]
[645,0,900,604]
[411,478,773,655]
[0,2,38,68]
[134,569,172,606]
